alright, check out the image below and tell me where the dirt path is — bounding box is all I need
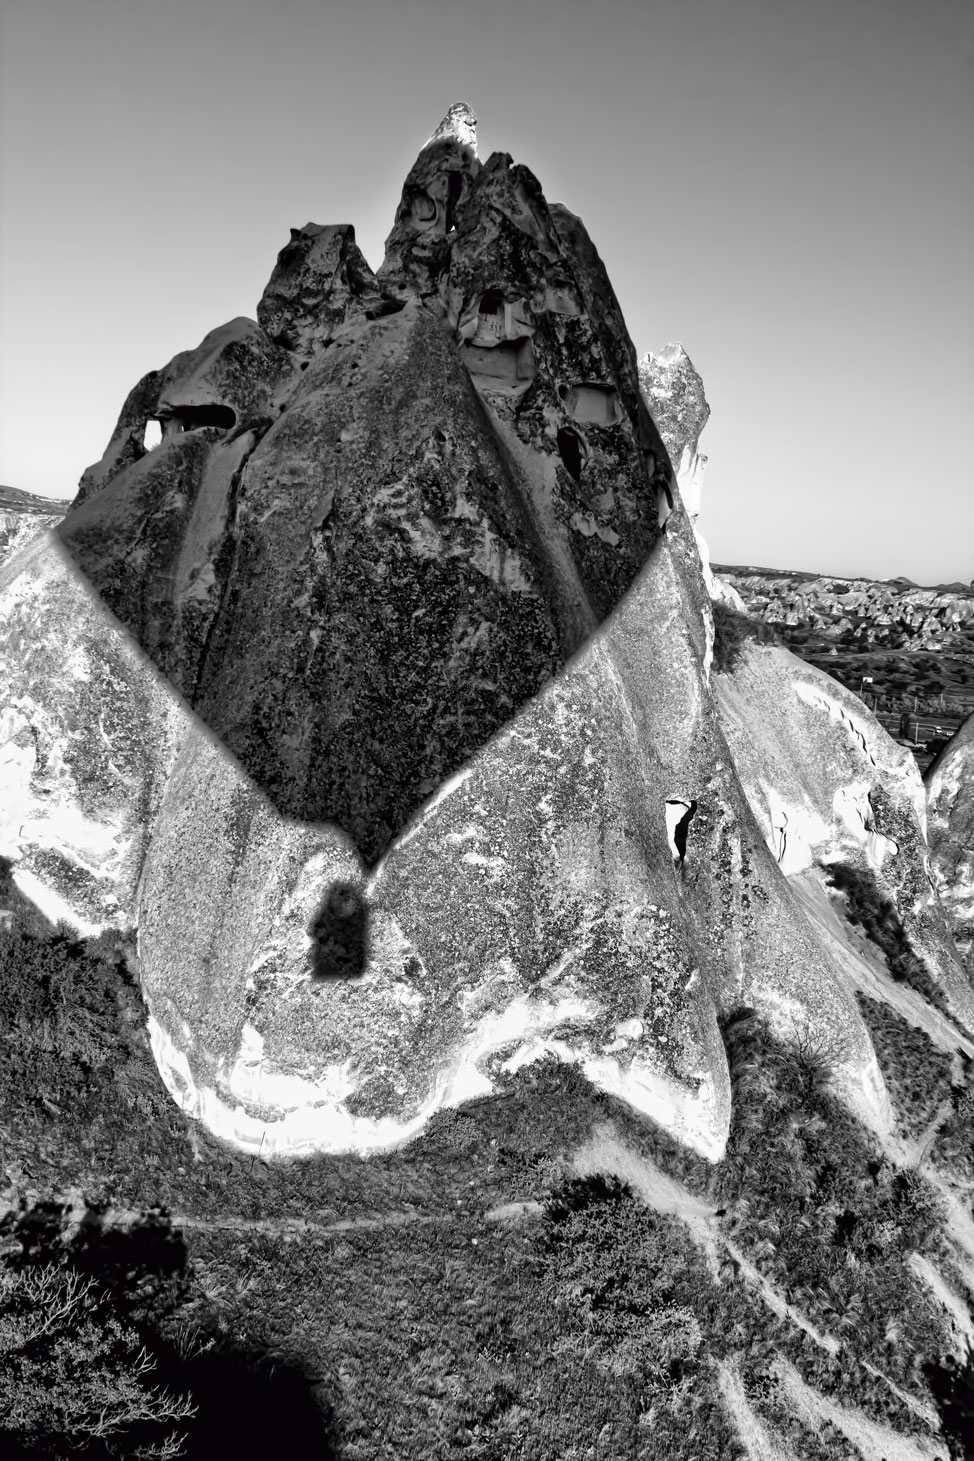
[907,1097,956,1171]
[908,1251,974,1355]
[0,1189,546,1251]
[572,1122,845,1355]
[571,1120,952,1454]
[716,1359,797,1461]
[776,1356,947,1461]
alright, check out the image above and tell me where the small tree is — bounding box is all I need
[0,1261,195,1459]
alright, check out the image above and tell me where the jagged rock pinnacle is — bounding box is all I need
[424,101,478,156]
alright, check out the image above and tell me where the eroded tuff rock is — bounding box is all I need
[2,104,971,1162]
[926,712,974,971]
[0,531,185,934]
[714,642,974,1032]
[638,345,742,609]
[638,343,709,522]
[58,106,674,865]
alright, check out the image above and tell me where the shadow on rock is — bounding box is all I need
[309,879,369,980]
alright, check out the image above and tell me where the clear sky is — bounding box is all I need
[2,0,971,584]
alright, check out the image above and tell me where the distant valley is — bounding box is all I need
[716,564,974,771]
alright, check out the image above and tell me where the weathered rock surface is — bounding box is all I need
[1,104,970,1165]
[926,711,974,971]
[638,345,742,609]
[0,530,186,935]
[714,642,974,1032]
[637,343,709,523]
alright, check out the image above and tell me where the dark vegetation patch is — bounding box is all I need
[710,599,781,674]
[855,992,954,1140]
[0,903,963,1458]
[930,1054,974,1186]
[825,862,953,1015]
[706,1011,951,1438]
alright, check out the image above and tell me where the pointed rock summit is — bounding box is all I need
[423,100,479,154]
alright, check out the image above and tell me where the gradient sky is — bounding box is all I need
[2,0,972,584]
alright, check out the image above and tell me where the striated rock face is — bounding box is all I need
[926,712,974,971]
[1,104,970,1164]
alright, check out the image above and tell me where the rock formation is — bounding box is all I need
[926,711,974,972]
[638,345,743,609]
[721,566,974,655]
[1,104,972,1169]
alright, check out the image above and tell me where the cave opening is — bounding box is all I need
[556,427,585,483]
[170,404,238,432]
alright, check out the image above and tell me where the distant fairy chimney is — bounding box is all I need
[424,101,479,157]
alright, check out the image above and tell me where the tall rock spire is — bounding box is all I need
[423,100,478,156]
[377,103,481,294]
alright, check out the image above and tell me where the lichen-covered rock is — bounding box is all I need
[926,712,974,971]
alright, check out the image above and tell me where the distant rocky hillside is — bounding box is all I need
[716,565,974,654]
[0,485,71,566]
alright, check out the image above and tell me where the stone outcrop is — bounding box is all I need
[1,104,970,1165]
[926,711,974,971]
[637,345,742,609]
[637,343,709,523]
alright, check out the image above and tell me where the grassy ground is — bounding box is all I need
[2,908,971,1459]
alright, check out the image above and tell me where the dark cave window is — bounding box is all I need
[170,404,237,432]
[556,427,584,482]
